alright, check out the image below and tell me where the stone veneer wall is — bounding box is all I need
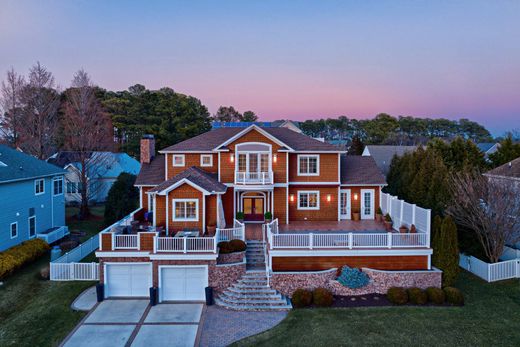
[217,251,245,264]
[271,267,442,297]
[209,261,247,293]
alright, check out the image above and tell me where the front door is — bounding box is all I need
[340,189,351,220]
[243,198,264,221]
[360,189,375,219]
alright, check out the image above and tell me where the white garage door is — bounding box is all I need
[105,263,152,298]
[160,266,208,302]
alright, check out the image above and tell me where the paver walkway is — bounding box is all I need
[199,305,287,347]
[61,300,203,347]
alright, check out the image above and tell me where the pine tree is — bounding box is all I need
[436,216,460,287]
[431,215,443,267]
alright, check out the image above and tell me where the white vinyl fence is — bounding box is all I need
[50,262,99,281]
[380,192,431,236]
[459,253,520,282]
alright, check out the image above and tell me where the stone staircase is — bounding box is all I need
[215,270,292,310]
[245,240,266,270]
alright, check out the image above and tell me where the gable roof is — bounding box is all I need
[0,145,65,184]
[48,151,140,178]
[485,157,520,179]
[340,155,386,185]
[362,145,418,175]
[135,154,166,186]
[160,126,341,153]
[149,166,226,194]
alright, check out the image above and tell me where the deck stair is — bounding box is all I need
[215,270,292,310]
[245,240,266,270]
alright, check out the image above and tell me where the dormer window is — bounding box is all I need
[172,155,185,167]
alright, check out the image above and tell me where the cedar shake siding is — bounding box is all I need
[289,153,340,183]
[343,186,381,216]
[272,255,429,271]
[166,153,218,179]
[273,187,288,225]
[140,186,153,211]
[206,194,217,228]
[167,184,204,232]
[288,186,339,221]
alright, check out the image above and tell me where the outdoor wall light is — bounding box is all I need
[327,194,331,202]
[354,193,358,201]
[290,194,295,202]
[273,154,277,163]
[230,154,234,163]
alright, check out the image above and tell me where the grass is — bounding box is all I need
[0,256,95,347]
[66,205,106,242]
[234,271,520,347]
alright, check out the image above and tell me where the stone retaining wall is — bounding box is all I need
[217,251,245,265]
[210,261,247,293]
[271,267,442,297]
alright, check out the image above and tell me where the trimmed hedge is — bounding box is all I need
[313,288,334,307]
[229,239,247,252]
[291,289,313,308]
[407,287,428,305]
[444,287,464,306]
[387,287,408,305]
[218,241,233,254]
[426,287,445,304]
[0,239,50,278]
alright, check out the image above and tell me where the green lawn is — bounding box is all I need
[66,205,106,242]
[0,256,95,347]
[235,271,520,347]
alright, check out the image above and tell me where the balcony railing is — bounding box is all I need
[235,171,273,185]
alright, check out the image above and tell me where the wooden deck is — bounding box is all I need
[278,220,386,233]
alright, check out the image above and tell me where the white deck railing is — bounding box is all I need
[459,254,520,282]
[268,231,428,249]
[217,219,245,241]
[155,236,216,253]
[50,262,99,281]
[37,226,69,244]
[235,171,273,185]
[113,234,139,249]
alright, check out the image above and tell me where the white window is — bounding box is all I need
[172,155,185,167]
[10,222,18,239]
[53,177,63,196]
[28,216,36,238]
[173,199,199,221]
[297,155,319,176]
[35,179,45,195]
[298,191,320,210]
[200,155,213,167]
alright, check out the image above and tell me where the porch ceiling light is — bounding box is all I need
[354,193,358,200]
[327,194,331,202]
[230,153,234,163]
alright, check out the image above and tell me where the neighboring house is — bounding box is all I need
[0,145,67,251]
[48,151,140,204]
[95,125,435,302]
[213,120,302,133]
[484,156,520,188]
[271,120,302,133]
[476,142,500,159]
[362,145,418,176]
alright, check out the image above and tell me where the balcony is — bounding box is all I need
[235,171,273,185]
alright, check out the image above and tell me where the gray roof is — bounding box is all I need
[135,154,166,186]
[485,157,520,179]
[0,145,65,184]
[363,145,418,175]
[341,155,386,185]
[161,126,340,152]
[150,167,227,194]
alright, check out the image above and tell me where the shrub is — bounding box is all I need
[376,206,383,215]
[426,287,445,304]
[236,212,244,220]
[264,211,273,220]
[387,287,408,305]
[407,287,428,305]
[104,173,139,226]
[444,287,464,306]
[218,241,232,254]
[312,287,334,307]
[384,213,392,222]
[40,266,50,280]
[432,216,460,287]
[291,288,313,308]
[0,239,50,278]
[229,239,247,252]
[337,266,370,289]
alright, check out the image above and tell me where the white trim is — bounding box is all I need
[103,262,153,298]
[239,191,267,216]
[34,178,45,195]
[296,154,320,176]
[340,184,387,187]
[52,176,63,196]
[135,184,156,187]
[218,152,221,181]
[339,189,351,220]
[172,154,185,167]
[337,153,341,183]
[158,265,209,302]
[160,150,215,154]
[139,187,143,209]
[292,150,345,154]
[172,198,199,222]
[10,222,18,239]
[360,189,375,219]
[297,190,320,210]
[213,124,295,151]
[202,195,206,233]
[165,155,169,180]
[270,248,433,257]
[96,251,151,257]
[150,254,218,260]
[28,215,36,238]
[289,182,340,185]
[157,178,212,195]
[200,154,213,167]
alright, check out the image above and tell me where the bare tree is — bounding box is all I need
[19,62,60,159]
[448,172,520,263]
[0,68,26,146]
[62,69,114,218]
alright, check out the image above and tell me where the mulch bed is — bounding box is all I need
[298,294,461,308]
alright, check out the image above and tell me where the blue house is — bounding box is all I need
[0,145,68,252]
[48,151,140,204]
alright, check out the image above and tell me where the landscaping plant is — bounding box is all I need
[432,216,460,286]
[444,287,464,306]
[337,266,370,289]
[426,287,445,304]
[312,288,334,307]
[0,239,50,278]
[407,287,428,305]
[229,239,247,252]
[291,289,313,308]
[217,241,233,254]
[387,287,408,305]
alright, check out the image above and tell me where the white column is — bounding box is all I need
[166,196,169,235]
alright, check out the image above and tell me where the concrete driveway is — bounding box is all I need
[62,300,203,347]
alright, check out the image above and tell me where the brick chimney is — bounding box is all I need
[140,134,155,164]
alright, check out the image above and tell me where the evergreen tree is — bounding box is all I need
[489,134,520,168]
[431,215,443,268]
[104,173,139,226]
[434,216,460,287]
[347,135,364,155]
